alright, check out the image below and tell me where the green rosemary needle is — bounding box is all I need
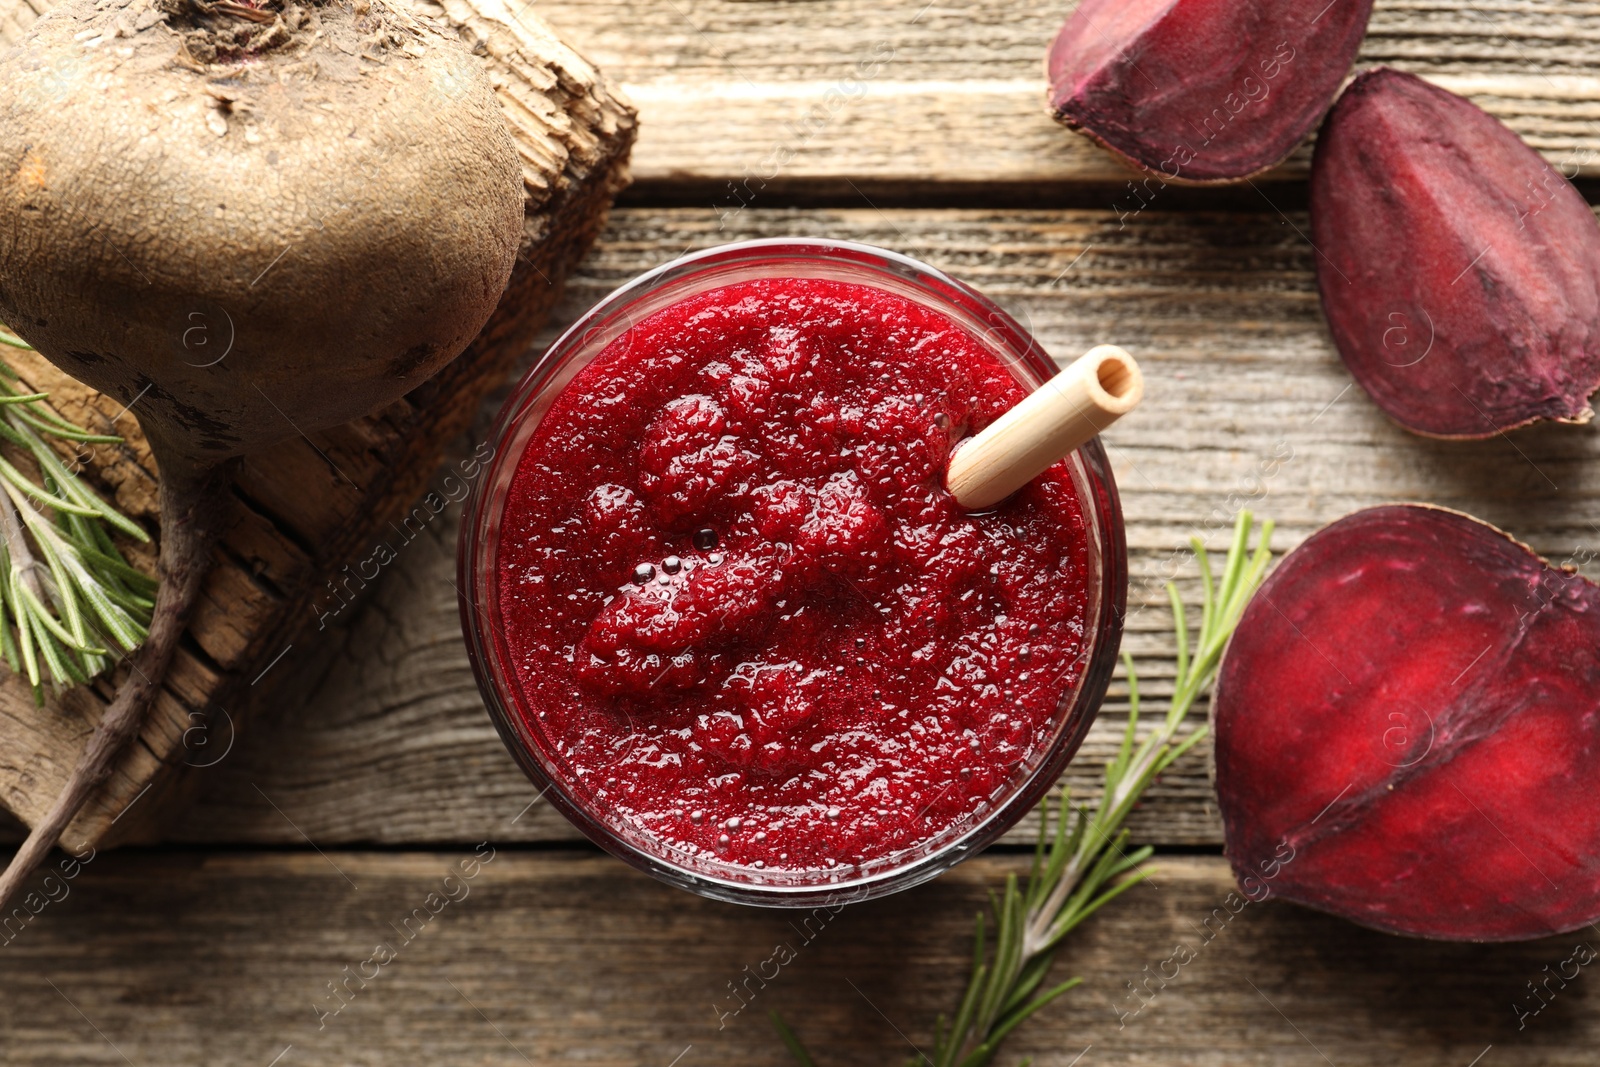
[0,322,156,699]
[773,511,1275,1067]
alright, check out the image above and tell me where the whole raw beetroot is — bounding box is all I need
[1213,505,1600,941]
[1311,69,1600,437]
[0,0,522,909]
[1047,0,1373,182]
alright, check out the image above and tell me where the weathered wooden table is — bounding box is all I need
[4,1,1600,1063]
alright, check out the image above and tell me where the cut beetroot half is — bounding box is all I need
[1213,504,1600,941]
[1046,0,1373,183]
[1311,68,1600,437]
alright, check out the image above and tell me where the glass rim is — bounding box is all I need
[459,237,1128,907]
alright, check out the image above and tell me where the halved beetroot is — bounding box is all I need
[1213,505,1600,941]
[1312,69,1600,437]
[1047,0,1373,183]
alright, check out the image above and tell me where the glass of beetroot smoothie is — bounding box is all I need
[461,239,1126,906]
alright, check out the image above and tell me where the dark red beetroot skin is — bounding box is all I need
[1047,0,1373,183]
[1213,505,1600,941]
[1312,69,1600,438]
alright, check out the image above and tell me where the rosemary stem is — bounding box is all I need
[0,477,46,609]
[771,515,1275,1067]
[0,324,155,694]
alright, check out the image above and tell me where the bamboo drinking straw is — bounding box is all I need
[946,345,1143,510]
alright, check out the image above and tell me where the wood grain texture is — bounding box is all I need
[0,0,636,848]
[528,0,1600,192]
[0,849,1590,1066]
[169,203,1600,850]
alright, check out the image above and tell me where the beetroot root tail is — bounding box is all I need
[0,458,234,911]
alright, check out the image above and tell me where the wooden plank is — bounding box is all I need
[169,203,1600,849]
[0,849,1589,1065]
[0,0,637,848]
[527,0,1600,192]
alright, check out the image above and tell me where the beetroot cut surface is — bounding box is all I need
[1213,505,1600,941]
[1047,0,1372,183]
[1311,68,1600,438]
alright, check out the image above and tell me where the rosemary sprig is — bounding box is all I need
[0,322,156,699]
[773,511,1275,1067]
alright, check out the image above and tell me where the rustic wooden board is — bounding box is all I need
[163,203,1600,850]
[0,0,637,848]
[531,0,1600,193]
[0,849,1589,1066]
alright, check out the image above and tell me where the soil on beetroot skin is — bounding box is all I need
[495,278,1092,874]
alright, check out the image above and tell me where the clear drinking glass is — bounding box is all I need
[460,238,1127,907]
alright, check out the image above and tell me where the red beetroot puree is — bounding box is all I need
[497,277,1091,873]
